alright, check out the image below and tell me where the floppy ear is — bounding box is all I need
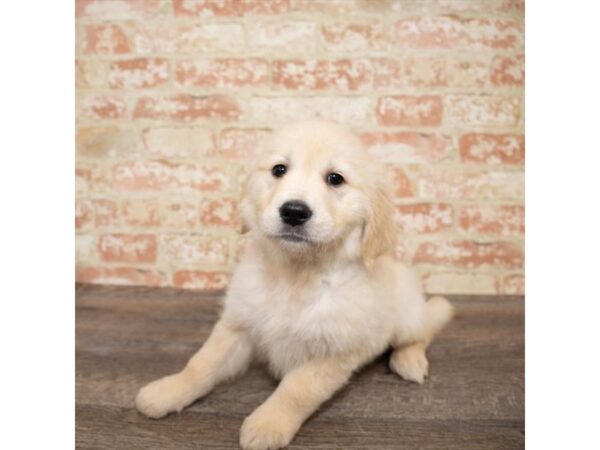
[361,184,396,270]
[237,133,273,235]
[238,172,253,235]
[238,172,254,234]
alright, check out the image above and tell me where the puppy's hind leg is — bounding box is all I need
[136,319,252,419]
[390,296,454,384]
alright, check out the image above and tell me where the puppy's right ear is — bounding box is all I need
[237,131,273,235]
[238,171,253,235]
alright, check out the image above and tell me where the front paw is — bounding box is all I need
[240,405,300,450]
[135,373,194,419]
[390,344,429,384]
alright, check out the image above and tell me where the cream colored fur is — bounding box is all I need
[136,120,454,449]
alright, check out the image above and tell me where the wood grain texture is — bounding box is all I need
[76,284,524,449]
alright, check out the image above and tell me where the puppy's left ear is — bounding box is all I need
[361,184,396,270]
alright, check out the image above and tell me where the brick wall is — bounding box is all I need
[75,0,525,295]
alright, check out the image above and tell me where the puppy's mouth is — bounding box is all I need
[278,233,312,244]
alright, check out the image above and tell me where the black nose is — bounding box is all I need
[279,200,312,227]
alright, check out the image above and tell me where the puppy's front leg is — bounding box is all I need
[136,319,252,419]
[240,357,358,450]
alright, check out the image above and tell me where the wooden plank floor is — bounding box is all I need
[76,284,524,450]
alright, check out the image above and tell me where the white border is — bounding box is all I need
[0,2,74,448]
[527,1,600,448]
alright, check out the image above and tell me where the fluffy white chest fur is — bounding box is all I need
[223,241,428,378]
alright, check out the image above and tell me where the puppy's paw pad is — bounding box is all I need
[240,409,298,450]
[390,346,429,384]
[135,374,188,419]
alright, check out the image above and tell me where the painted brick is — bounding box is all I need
[220,128,271,160]
[382,53,476,86]
[491,54,525,86]
[92,199,119,227]
[459,205,524,236]
[395,17,465,49]
[394,17,523,50]
[446,95,521,127]
[83,24,131,55]
[76,60,107,89]
[160,200,199,230]
[76,166,110,194]
[390,167,415,198]
[173,0,290,16]
[81,95,128,120]
[361,132,452,164]
[414,240,523,268]
[172,270,229,290]
[376,96,443,126]
[464,19,523,49]
[321,22,390,52]
[447,55,490,88]
[500,0,525,14]
[76,234,97,262]
[76,266,164,287]
[98,233,157,262]
[76,169,91,194]
[459,133,525,165]
[395,203,454,233]
[247,96,371,125]
[134,94,240,121]
[400,55,489,89]
[76,126,140,159]
[75,200,94,230]
[272,59,371,91]
[200,198,240,229]
[249,21,317,53]
[161,235,229,265]
[174,59,269,88]
[112,161,231,192]
[405,56,447,87]
[503,273,525,295]
[109,58,169,89]
[122,198,160,227]
[132,22,245,54]
[143,127,216,158]
[423,272,499,294]
[399,0,507,14]
[76,0,166,18]
[292,0,360,15]
[417,168,524,200]
[371,58,403,89]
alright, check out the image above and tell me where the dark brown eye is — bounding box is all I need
[271,164,287,178]
[326,172,344,186]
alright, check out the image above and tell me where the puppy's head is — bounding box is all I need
[241,120,395,268]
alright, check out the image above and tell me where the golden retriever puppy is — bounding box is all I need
[136,120,454,450]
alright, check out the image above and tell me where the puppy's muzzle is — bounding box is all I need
[279,200,312,227]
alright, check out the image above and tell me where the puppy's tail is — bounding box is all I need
[422,296,454,346]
